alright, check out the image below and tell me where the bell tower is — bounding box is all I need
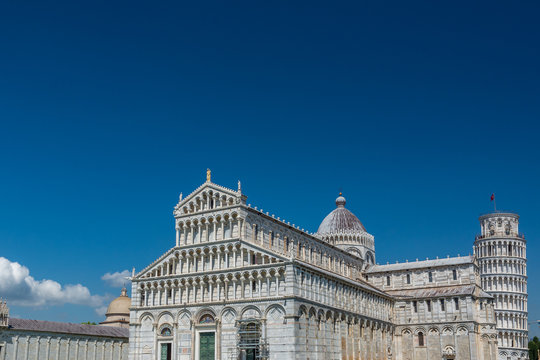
[474,212,528,360]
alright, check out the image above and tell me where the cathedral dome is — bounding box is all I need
[106,289,130,315]
[317,193,366,235]
[100,288,130,329]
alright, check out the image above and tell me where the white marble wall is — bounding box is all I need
[0,331,127,360]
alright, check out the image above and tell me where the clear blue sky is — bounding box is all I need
[1,0,538,336]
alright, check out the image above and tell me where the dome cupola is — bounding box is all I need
[317,193,366,234]
[316,193,375,265]
[100,287,130,329]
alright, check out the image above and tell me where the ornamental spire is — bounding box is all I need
[206,168,211,182]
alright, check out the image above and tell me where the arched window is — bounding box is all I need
[418,332,424,346]
[406,274,411,284]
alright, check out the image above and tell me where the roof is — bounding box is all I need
[106,288,131,316]
[294,259,391,299]
[7,318,129,338]
[317,195,366,235]
[385,284,492,299]
[367,255,475,273]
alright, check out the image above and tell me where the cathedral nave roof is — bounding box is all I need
[367,255,474,273]
[385,284,492,299]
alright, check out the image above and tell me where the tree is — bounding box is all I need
[529,336,540,360]
[81,321,97,325]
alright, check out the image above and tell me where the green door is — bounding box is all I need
[160,343,171,360]
[199,332,215,360]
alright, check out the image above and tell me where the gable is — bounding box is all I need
[173,182,245,217]
[134,239,289,281]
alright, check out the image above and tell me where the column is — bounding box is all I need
[178,257,183,274]
[221,220,225,240]
[24,336,29,360]
[35,336,41,360]
[66,339,71,360]
[45,337,51,360]
[56,338,61,360]
[13,336,19,360]
[224,280,229,300]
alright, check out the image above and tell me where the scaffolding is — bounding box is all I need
[236,319,268,360]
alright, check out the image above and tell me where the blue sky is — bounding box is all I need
[0,0,539,336]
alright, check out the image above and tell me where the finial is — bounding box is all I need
[336,192,346,208]
[206,168,211,182]
[132,267,135,277]
[179,192,183,202]
[238,180,241,192]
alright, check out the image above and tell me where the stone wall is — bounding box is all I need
[0,331,128,360]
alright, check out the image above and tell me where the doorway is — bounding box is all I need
[245,348,259,360]
[199,332,215,360]
[160,343,171,360]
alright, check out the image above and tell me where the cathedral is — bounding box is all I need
[128,172,528,360]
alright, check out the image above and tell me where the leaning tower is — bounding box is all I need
[474,212,528,360]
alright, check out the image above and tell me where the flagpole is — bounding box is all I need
[494,195,497,212]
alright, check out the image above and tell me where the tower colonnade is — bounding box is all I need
[474,212,528,360]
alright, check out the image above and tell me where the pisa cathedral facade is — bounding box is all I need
[128,175,528,360]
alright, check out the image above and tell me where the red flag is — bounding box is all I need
[490,193,495,201]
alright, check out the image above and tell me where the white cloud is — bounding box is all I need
[101,270,131,288]
[0,257,105,308]
[94,306,108,317]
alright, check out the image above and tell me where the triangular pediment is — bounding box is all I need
[135,247,178,279]
[134,239,289,280]
[173,181,245,216]
[236,240,290,263]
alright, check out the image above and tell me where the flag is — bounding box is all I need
[490,193,495,201]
